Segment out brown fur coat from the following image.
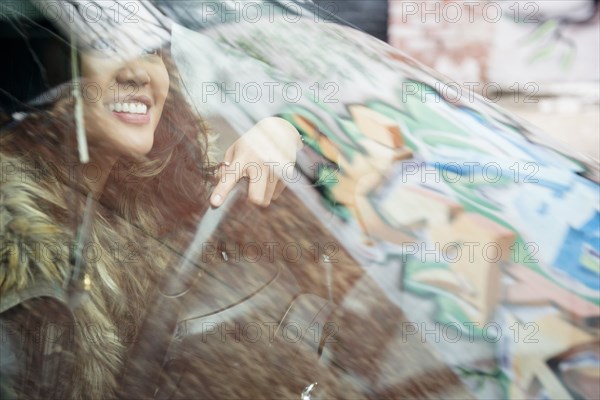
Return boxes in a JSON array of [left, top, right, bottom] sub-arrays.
[[0, 152, 174, 398]]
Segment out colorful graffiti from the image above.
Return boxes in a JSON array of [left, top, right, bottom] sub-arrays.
[[280, 79, 599, 398]]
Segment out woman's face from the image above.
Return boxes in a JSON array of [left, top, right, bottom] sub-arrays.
[[80, 39, 170, 160]]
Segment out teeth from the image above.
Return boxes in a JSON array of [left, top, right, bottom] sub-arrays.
[[109, 102, 148, 114]]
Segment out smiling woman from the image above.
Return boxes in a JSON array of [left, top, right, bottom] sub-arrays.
[[0, 0, 312, 396], [0, 9, 220, 399]]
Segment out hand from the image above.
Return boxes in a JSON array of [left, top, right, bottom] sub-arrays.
[[210, 117, 303, 208]]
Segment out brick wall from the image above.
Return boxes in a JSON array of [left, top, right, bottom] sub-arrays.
[[387, 0, 599, 90]]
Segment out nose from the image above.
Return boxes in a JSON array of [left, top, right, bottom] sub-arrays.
[[116, 61, 151, 87]]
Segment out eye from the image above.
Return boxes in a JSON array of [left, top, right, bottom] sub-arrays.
[[90, 38, 117, 53], [141, 47, 162, 57]]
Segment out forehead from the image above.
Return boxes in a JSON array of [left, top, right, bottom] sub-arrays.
[[48, 0, 170, 58]]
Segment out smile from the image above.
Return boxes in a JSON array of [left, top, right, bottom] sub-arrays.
[[108, 102, 151, 125], [109, 102, 148, 114]]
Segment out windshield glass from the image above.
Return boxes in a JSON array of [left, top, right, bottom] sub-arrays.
[[1, 1, 599, 399]]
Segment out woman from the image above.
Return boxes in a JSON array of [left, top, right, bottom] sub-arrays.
[[0, 15, 301, 398]]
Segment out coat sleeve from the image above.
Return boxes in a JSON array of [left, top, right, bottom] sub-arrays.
[[0, 316, 23, 400]]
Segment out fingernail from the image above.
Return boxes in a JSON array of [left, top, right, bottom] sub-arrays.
[[211, 194, 222, 206]]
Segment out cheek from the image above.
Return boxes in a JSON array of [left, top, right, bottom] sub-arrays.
[[81, 58, 112, 91], [151, 68, 170, 130], [155, 67, 170, 107]]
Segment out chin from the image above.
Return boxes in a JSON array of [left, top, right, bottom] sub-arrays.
[[128, 148, 154, 160], [118, 142, 155, 160], [119, 135, 155, 159]]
